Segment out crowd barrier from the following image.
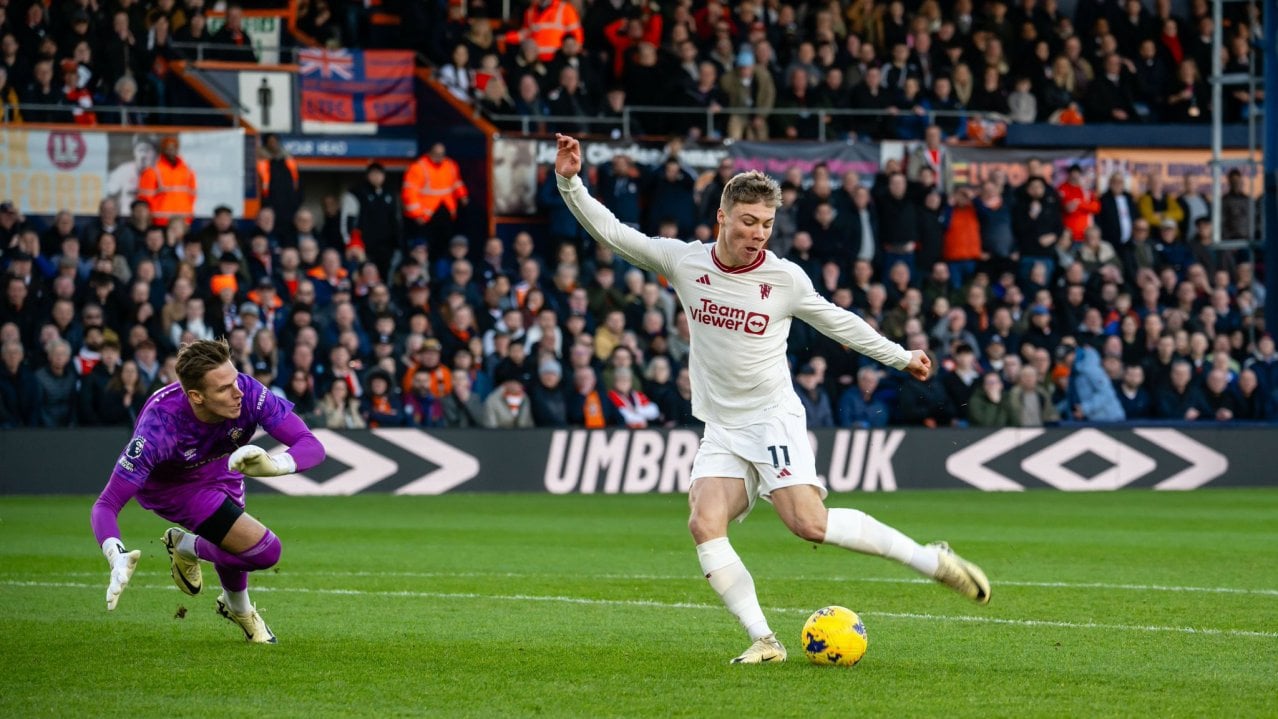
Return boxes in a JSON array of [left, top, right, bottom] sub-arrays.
[[2, 426, 1272, 496]]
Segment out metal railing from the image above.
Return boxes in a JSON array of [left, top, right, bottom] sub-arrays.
[[480, 105, 1001, 141], [3, 102, 241, 126], [168, 40, 302, 64]]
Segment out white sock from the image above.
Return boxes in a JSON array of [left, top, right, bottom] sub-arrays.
[[225, 589, 252, 614], [696, 537, 772, 641], [177, 532, 198, 559], [823, 508, 940, 577]]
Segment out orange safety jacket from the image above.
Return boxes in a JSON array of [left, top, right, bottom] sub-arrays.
[[257, 156, 299, 198], [401, 156, 468, 223], [503, 0, 584, 62], [137, 155, 197, 226]]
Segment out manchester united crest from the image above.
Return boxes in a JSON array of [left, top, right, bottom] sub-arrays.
[[759, 283, 772, 300]]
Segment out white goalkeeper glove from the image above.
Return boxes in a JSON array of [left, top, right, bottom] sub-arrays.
[[102, 538, 140, 611], [228, 445, 297, 477]]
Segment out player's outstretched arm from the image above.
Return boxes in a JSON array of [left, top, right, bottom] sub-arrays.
[[91, 471, 143, 610], [791, 275, 929, 379], [554, 133, 683, 277], [230, 412, 326, 478]]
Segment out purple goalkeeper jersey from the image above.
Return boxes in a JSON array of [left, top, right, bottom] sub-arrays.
[[111, 374, 294, 526]]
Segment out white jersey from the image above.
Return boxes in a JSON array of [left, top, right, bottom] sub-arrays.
[[558, 173, 911, 427]]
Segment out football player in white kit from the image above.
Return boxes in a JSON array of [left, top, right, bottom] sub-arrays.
[[554, 134, 990, 664]]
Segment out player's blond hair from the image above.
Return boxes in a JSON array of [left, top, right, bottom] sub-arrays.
[[720, 171, 782, 213], [176, 338, 232, 391]]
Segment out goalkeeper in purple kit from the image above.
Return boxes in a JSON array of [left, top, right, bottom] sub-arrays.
[[91, 339, 326, 643]]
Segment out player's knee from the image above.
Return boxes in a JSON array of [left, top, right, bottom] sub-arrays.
[[688, 512, 724, 544], [243, 530, 282, 571], [787, 515, 827, 544]]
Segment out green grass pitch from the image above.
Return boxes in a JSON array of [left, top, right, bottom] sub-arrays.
[[1, 490, 1276, 718]]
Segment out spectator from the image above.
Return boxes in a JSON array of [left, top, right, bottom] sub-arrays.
[[794, 363, 834, 428], [1137, 173, 1184, 230], [79, 339, 122, 426], [838, 366, 890, 428], [1098, 172, 1138, 252], [605, 366, 658, 428], [442, 371, 485, 428], [362, 369, 405, 427], [503, 0, 583, 63], [1008, 365, 1060, 426], [438, 43, 474, 103], [1115, 364, 1154, 420], [721, 49, 775, 140], [899, 352, 956, 427], [316, 377, 365, 429], [1234, 368, 1268, 420], [403, 143, 469, 259], [35, 338, 77, 427], [1154, 360, 1210, 420], [1200, 367, 1242, 422], [20, 58, 70, 123], [1058, 164, 1099, 242], [402, 369, 443, 428], [1076, 226, 1121, 276], [969, 371, 1014, 427], [530, 358, 569, 427], [1219, 169, 1256, 241], [138, 136, 197, 227], [0, 339, 37, 426], [209, 4, 256, 63], [100, 359, 147, 426], [0, 66, 21, 121], [1085, 53, 1139, 123], [257, 134, 302, 224], [1012, 177, 1063, 280], [941, 343, 982, 421], [566, 365, 621, 428], [1069, 345, 1126, 421], [483, 367, 534, 429]]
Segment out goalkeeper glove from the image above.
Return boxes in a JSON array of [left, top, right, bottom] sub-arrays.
[[102, 538, 140, 611], [228, 445, 297, 477]]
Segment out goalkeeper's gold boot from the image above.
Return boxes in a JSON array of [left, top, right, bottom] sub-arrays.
[[216, 593, 277, 644], [730, 634, 787, 664], [929, 541, 991, 605], [161, 527, 202, 596]]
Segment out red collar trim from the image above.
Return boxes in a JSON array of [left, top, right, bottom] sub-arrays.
[[709, 244, 765, 274]]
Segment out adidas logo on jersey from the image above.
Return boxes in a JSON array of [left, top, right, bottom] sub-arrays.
[[778, 468, 791, 478], [696, 275, 711, 285]]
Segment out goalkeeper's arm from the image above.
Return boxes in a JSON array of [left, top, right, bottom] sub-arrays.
[[91, 471, 143, 610], [229, 412, 326, 478]]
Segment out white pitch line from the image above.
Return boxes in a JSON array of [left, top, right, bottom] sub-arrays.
[[8, 570, 1278, 598], [2, 580, 1275, 640]]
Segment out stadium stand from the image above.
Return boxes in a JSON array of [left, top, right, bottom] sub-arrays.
[[0, 0, 1272, 430]]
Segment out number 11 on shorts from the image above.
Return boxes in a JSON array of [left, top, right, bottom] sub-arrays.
[[767, 445, 791, 468]]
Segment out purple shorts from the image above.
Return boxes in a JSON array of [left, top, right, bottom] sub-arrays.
[[136, 472, 247, 531]]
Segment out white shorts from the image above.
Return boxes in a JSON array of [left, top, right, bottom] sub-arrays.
[[690, 411, 827, 521]]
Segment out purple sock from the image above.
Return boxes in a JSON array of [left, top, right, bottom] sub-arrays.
[[195, 531, 282, 572], [216, 564, 248, 592]]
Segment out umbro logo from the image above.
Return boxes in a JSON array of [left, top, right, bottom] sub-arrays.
[[695, 275, 711, 285]]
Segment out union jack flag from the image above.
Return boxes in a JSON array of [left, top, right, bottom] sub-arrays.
[[297, 49, 415, 125], [299, 49, 355, 80]]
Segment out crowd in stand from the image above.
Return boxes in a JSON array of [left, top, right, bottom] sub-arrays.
[[1, 129, 1275, 430], [424, 0, 1264, 139], [0, 0, 1272, 430], [1, 0, 257, 123]]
